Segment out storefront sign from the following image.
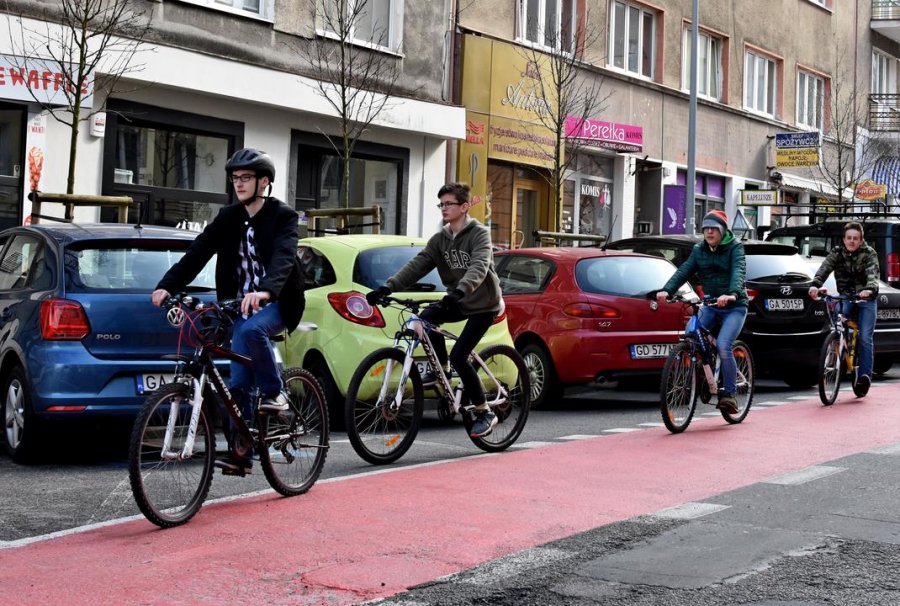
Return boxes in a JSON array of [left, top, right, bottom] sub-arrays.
[[662, 184, 687, 235], [775, 131, 819, 168], [564, 116, 643, 153], [740, 189, 778, 205], [488, 115, 555, 165], [854, 178, 887, 200], [0, 53, 93, 107]]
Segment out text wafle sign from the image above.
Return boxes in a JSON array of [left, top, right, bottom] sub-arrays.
[[855, 178, 887, 201], [775, 132, 819, 168]]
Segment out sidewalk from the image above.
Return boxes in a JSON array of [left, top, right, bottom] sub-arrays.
[[2, 385, 899, 605]]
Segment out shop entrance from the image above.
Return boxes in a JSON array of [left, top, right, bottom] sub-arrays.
[[0, 104, 25, 229]]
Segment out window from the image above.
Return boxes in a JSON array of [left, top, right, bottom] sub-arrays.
[[178, 0, 274, 21], [682, 28, 723, 101], [872, 51, 898, 95], [64, 245, 215, 292], [0, 235, 43, 291], [320, 0, 402, 49], [519, 0, 576, 52], [744, 49, 779, 117], [609, 1, 656, 79], [497, 255, 552, 294], [797, 70, 825, 130]]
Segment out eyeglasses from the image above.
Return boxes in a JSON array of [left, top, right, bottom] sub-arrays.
[[436, 201, 463, 209], [229, 174, 257, 183]]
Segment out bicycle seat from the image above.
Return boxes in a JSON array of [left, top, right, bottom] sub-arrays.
[[294, 322, 318, 332]]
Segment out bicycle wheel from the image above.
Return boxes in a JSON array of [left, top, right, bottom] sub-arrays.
[[345, 347, 424, 465], [128, 383, 215, 528], [660, 342, 698, 433], [722, 340, 754, 424], [818, 332, 842, 406], [469, 345, 531, 452], [258, 368, 329, 496]]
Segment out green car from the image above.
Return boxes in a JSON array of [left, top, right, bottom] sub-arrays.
[[281, 234, 514, 425]]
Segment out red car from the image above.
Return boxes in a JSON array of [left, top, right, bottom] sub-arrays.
[[494, 247, 696, 408]]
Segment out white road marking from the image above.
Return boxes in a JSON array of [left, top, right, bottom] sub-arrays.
[[601, 427, 642, 433], [458, 547, 574, 585], [763, 465, 846, 485], [644, 501, 730, 520]]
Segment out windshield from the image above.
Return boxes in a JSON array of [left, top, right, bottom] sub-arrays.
[[65, 245, 216, 292], [746, 253, 813, 281], [576, 256, 694, 297], [353, 246, 443, 291]]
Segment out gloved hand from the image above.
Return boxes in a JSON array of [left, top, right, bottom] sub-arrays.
[[366, 286, 391, 306], [441, 288, 464, 309]]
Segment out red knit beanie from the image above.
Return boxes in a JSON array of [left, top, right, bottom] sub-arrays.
[[701, 210, 728, 235]]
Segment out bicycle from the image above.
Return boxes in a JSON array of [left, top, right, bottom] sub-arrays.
[[659, 295, 755, 433], [816, 292, 867, 405], [344, 296, 530, 465], [128, 294, 329, 528]]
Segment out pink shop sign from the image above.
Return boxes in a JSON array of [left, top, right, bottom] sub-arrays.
[[564, 117, 643, 153]]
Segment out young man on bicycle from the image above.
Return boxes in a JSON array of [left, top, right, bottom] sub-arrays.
[[151, 148, 305, 474], [656, 210, 748, 415], [807, 221, 880, 396], [366, 182, 504, 437]]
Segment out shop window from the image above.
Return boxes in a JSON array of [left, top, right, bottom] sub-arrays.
[[103, 100, 242, 227], [609, 0, 656, 79], [744, 49, 780, 118], [177, 0, 275, 21], [678, 171, 725, 234], [320, 0, 403, 50], [518, 0, 576, 53], [797, 70, 826, 131], [682, 28, 723, 102]]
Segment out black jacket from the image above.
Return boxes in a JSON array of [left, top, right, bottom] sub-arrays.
[[156, 197, 305, 331]]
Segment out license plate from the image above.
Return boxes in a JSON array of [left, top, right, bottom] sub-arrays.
[[415, 361, 429, 376], [878, 308, 900, 320], [630, 343, 673, 359], [137, 373, 176, 394], [765, 298, 804, 311]]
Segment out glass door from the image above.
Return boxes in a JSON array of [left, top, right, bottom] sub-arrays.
[[0, 105, 25, 230]]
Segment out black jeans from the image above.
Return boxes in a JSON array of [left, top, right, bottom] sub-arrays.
[[419, 303, 497, 406]]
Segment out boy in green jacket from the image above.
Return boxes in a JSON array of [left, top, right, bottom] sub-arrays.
[[656, 210, 749, 414], [366, 183, 504, 437]]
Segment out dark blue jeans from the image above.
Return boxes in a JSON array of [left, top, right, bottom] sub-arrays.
[[839, 299, 877, 378], [419, 303, 497, 407], [230, 301, 285, 406], [697, 304, 748, 396]]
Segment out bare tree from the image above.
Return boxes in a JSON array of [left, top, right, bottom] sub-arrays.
[[300, 0, 401, 210], [517, 14, 610, 232], [6, 0, 151, 193]]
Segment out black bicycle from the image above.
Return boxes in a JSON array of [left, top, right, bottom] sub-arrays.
[[128, 294, 329, 528]]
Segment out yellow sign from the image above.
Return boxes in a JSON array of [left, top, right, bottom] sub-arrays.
[[776, 147, 819, 167], [855, 178, 887, 200], [487, 115, 555, 166], [740, 190, 778, 205]]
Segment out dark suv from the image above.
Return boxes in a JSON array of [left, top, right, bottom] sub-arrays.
[[606, 235, 900, 385], [765, 217, 900, 287]]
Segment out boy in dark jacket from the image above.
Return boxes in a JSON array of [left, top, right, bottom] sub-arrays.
[[151, 148, 304, 474], [366, 183, 504, 437], [656, 210, 748, 414], [808, 221, 880, 395]]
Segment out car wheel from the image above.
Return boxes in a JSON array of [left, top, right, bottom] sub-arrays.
[[520, 343, 562, 409], [783, 370, 817, 389], [308, 358, 344, 431], [3, 365, 42, 463], [873, 355, 893, 376]]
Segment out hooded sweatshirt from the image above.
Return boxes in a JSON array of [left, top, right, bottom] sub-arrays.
[[811, 241, 880, 296], [386, 217, 503, 314]]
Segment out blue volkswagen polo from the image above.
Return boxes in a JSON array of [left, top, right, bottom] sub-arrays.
[[1, 223, 218, 463]]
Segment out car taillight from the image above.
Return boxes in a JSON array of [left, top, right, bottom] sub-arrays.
[[327, 292, 386, 328], [40, 299, 90, 340], [563, 302, 621, 319], [492, 307, 507, 324], [746, 287, 759, 301], [888, 252, 900, 283]]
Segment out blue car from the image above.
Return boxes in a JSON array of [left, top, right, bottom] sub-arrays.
[[1, 223, 219, 463]]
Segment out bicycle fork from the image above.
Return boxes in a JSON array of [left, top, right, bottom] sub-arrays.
[[161, 374, 206, 461]]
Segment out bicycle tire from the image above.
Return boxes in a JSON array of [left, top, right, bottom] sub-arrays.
[[818, 332, 842, 406], [128, 383, 215, 528], [258, 368, 330, 496], [721, 340, 754, 424], [469, 344, 531, 452], [345, 347, 424, 465], [660, 342, 699, 433]]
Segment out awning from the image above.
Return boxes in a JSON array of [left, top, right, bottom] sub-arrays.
[[778, 173, 845, 198], [871, 157, 900, 196]]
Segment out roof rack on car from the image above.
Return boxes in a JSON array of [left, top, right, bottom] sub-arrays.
[[768, 201, 900, 222]]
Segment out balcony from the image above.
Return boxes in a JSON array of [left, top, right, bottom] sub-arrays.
[[870, 94, 900, 131], [872, 0, 900, 43]]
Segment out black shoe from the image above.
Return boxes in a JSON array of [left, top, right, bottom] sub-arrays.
[[470, 409, 498, 438], [855, 374, 871, 397], [259, 391, 290, 413], [214, 455, 252, 476], [420, 370, 438, 386], [716, 394, 739, 415]]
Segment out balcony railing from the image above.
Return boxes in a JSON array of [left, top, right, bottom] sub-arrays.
[[870, 93, 900, 131], [873, 0, 900, 19]]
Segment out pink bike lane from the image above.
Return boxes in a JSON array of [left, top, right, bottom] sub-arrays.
[[2, 386, 899, 605]]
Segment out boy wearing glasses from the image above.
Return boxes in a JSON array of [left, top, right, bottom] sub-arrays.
[[151, 148, 304, 475], [366, 182, 504, 437]]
